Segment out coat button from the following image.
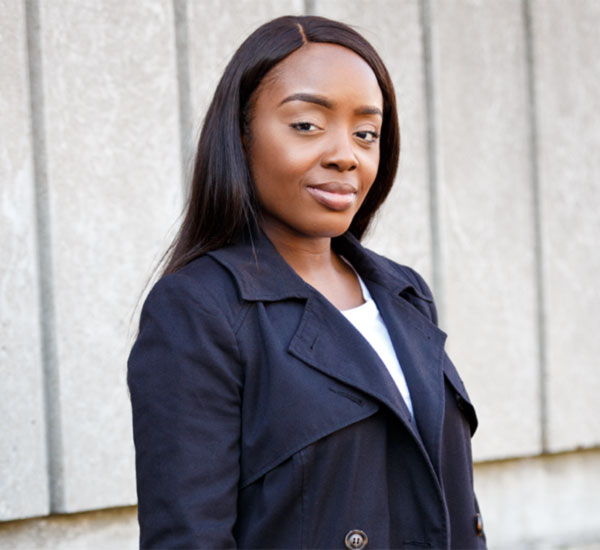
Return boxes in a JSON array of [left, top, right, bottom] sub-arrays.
[[344, 529, 368, 549], [475, 513, 484, 536]]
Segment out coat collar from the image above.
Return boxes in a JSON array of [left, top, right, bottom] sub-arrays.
[[207, 230, 424, 303]]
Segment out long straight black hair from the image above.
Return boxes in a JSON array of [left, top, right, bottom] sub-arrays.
[[163, 15, 400, 275]]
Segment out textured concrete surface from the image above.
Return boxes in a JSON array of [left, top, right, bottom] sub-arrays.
[[37, 0, 182, 512], [531, 0, 600, 452], [475, 449, 600, 549], [314, 0, 433, 281], [0, 507, 137, 550], [431, 0, 541, 460], [0, 0, 49, 520]]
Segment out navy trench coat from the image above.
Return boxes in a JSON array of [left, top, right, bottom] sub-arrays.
[[128, 231, 486, 549]]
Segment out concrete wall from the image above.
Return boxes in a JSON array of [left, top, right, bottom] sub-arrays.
[[1, 0, 599, 548]]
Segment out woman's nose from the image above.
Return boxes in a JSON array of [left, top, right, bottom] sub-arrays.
[[321, 131, 358, 172]]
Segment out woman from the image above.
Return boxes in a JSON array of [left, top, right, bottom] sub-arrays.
[[128, 15, 486, 550]]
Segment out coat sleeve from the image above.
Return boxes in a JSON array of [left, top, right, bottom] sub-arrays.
[[127, 273, 243, 549]]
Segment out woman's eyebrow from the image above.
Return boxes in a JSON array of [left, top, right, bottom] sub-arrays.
[[279, 93, 332, 109], [279, 93, 383, 117], [355, 105, 383, 117]]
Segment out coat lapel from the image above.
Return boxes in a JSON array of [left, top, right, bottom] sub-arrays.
[[288, 292, 419, 438], [367, 281, 447, 477]]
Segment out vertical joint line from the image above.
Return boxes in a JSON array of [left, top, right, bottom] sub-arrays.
[[420, 0, 444, 325], [173, 0, 192, 193], [523, 0, 548, 452], [25, 0, 65, 512], [304, 0, 316, 16]]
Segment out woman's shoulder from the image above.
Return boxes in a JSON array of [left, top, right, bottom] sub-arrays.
[[143, 253, 244, 324]]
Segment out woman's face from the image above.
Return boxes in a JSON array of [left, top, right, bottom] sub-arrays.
[[246, 42, 383, 243]]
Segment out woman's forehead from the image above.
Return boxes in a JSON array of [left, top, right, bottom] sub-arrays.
[[258, 43, 383, 109]]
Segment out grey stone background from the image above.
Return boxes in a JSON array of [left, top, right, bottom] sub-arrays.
[[1, 0, 599, 548]]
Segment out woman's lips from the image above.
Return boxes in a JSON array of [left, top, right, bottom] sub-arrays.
[[306, 183, 357, 211]]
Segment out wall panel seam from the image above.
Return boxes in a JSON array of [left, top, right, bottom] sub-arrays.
[[420, 0, 444, 323], [24, 0, 65, 513], [173, 0, 192, 192], [523, 0, 548, 452]]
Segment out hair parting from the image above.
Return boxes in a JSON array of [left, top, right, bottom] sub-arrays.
[[296, 22, 308, 44]]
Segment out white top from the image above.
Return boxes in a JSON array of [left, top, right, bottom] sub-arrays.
[[341, 272, 414, 417]]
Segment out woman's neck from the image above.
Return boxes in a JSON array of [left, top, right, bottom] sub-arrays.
[[261, 223, 364, 310], [261, 221, 335, 277]]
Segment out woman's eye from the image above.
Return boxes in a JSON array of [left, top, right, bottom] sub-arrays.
[[355, 130, 380, 143], [290, 122, 318, 132]]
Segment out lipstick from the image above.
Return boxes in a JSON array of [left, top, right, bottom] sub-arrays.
[[305, 183, 357, 211]]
